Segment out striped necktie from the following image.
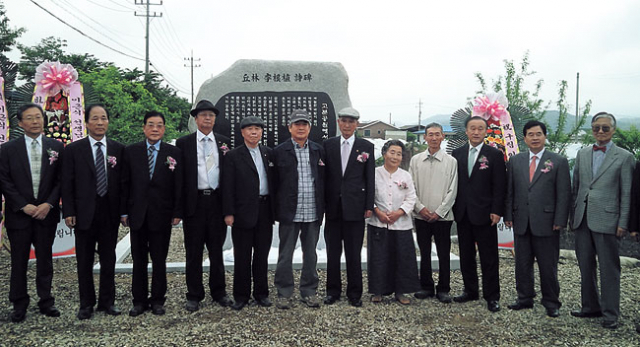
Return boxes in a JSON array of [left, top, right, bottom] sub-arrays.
[[31, 139, 41, 197], [148, 146, 156, 179], [95, 142, 107, 197]]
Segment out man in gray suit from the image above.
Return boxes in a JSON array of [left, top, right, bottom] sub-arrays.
[[571, 112, 635, 329], [504, 120, 571, 318]]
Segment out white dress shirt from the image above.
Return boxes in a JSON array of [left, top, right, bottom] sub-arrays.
[[88, 135, 108, 173], [25, 134, 43, 173], [529, 148, 545, 171], [367, 166, 417, 230], [197, 130, 220, 189]]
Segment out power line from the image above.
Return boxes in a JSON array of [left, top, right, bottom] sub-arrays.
[[28, 0, 145, 61], [149, 59, 189, 94], [106, 0, 137, 10], [184, 50, 201, 104], [84, 0, 131, 13], [134, 0, 163, 75]]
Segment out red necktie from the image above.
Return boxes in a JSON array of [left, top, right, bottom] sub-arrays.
[[593, 145, 606, 153], [529, 155, 537, 182]]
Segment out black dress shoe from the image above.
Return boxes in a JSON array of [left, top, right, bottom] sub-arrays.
[[602, 320, 619, 329], [507, 301, 534, 310], [231, 301, 247, 311], [215, 295, 233, 307], [151, 304, 165, 316], [10, 310, 26, 323], [546, 307, 560, 318], [77, 307, 94, 320], [436, 292, 452, 303], [129, 305, 147, 317], [634, 322, 640, 334], [324, 295, 339, 305], [40, 306, 61, 317], [414, 290, 435, 299], [185, 300, 199, 312], [255, 297, 273, 307], [97, 305, 121, 316], [570, 310, 603, 318], [487, 300, 501, 312], [349, 298, 363, 307], [453, 292, 479, 303]]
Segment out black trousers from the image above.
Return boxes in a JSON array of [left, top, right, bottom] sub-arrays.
[[183, 190, 227, 302], [75, 195, 118, 309], [231, 197, 273, 303], [130, 217, 171, 306], [325, 204, 365, 300], [456, 214, 500, 301], [415, 219, 453, 293], [514, 224, 561, 309], [8, 220, 57, 311]]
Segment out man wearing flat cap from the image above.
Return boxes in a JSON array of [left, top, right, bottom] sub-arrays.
[[322, 107, 374, 307], [176, 99, 233, 312], [272, 109, 326, 309], [222, 116, 275, 310]]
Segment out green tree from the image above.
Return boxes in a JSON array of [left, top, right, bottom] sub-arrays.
[[613, 126, 640, 161], [0, 1, 25, 58], [545, 80, 592, 156]]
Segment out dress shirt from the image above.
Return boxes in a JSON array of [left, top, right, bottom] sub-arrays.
[[25, 134, 43, 173], [529, 148, 545, 171], [409, 148, 458, 221], [340, 135, 355, 173], [292, 139, 316, 222], [89, 136, 108, 174], [196, 130, 220, 189], [248, 145, 269, 196], [469, 142, 483, 166], [368, 166, 417, 230], [592, 141, 613, 177], [146, 140, 160, 175]]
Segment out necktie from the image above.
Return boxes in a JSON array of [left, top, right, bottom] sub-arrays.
[[95, 142, 107, 197], [593, 145, 607, 153], [529, 155, 537, 182], [31, 139, 41, 197], [341, 140, 350, 175], [148, 146, 156, 179], [467, 147, 476, 177]]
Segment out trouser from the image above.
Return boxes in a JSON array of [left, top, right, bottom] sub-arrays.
[[274, 220, 320, 298], [415, 219, 452, 293]]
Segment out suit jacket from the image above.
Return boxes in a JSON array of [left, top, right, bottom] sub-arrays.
[[323, 136, 375, 221], [175, 132, 231, 218], [121, 141, 183, 231], [0, 136, 64, 229], [629, 162, 640, 233], [505, 150, 571, 236], [273, 139, 325, 224], [222, 144, 275, 229], [61, 137, 124, 230], [571, 143, 635, 233], [452, 143, 506, 226]]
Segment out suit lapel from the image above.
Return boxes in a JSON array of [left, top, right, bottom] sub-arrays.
[[259, 145, 270, 174], [40, 137, 51, 184], [153, 142, 167, 181], [82, 138, 97, 176], [470, 144, 488, 178], [529, 150, 548, 188], [592, 145, 619, 183], [458, 144, 470, 180], [241, 145, 258, 174]]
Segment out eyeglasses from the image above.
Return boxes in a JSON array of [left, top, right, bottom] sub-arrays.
[[592, 126, 611, 133]]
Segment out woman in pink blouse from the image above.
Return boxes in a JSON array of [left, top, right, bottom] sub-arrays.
[[367, 140, 420, 305]]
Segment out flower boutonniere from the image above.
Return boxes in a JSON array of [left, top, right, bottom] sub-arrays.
[[478, 155, 489, 170], [357, 151, 370, 163], [165, 156, 177, 171], [46, 149, 59, 165], [318, 158, 325, 166], [107, 155, 117, 168], [220, 143, 229, 156], [541, 159, 553, 173], [395, 180, 408, 190], [268, 161, 274, 167]]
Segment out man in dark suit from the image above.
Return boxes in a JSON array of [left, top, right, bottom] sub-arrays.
[[273, 109, 326, 309], [62, 104, 124, 320], [0, 103, 64, 322], [451, 116, 506, 312], [176, 99, 233, 312], [223, 116, 275, 310], [504, 120, 571, 318], [322, 107, 374, 307], [121, 111, 183, 317], [571, 112, 635, 329]]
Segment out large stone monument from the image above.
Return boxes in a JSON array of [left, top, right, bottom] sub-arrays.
[[189, 59, 353, 147]]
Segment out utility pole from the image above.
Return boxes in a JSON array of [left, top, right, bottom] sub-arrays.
[[418, 98, 423, 131], [184, 50, 201, 105], [134, 0, 163, 76], [389, 112, 392, 124], [575, 72, 580, 126]]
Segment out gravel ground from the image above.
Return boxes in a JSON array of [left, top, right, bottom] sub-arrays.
[[1, 234, 640, 346]]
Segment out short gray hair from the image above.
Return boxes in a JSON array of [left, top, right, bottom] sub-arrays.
[[425, 122, 443, 134], [591, 112, 616, 128]]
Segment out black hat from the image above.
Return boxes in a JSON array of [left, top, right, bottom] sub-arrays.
[[288, 109, 311, 125], [240, 116, 265, 129], [190, 99, 220, 117]]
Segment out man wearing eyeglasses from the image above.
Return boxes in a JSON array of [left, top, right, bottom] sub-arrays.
[[571, 112, 635, 330]]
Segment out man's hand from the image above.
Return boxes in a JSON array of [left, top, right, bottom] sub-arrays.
[[172, 218, 181, 226], [427, 211, 439, 223], [364, 210, 373, 219], [490, 213, 501, 226], [418, 207, 432, 220], [65, 216, 76, 228], [504, 221, 513, 228], [616, 227, 627, 238], [120, 216, 129, 227], [224, 215, 234, 227], [32, 203, 51, 220], [553, 225, 562, 231], [22, 204, 38, 217], [630, 232, 640, 242], [387, 210, 405, 224]]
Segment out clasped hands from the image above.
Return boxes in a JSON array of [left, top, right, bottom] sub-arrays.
[[23, 203, 51, 220], [374, 207, 404, 225]]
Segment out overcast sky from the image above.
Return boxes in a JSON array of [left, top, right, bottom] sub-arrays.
[[5, 0, 640, 125]]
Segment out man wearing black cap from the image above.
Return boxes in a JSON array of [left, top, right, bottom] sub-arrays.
[[272, 109, 326, 309], [176, 99, 233, 312], [222, 116, 275, 310], [322, 107, 375, 307]]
